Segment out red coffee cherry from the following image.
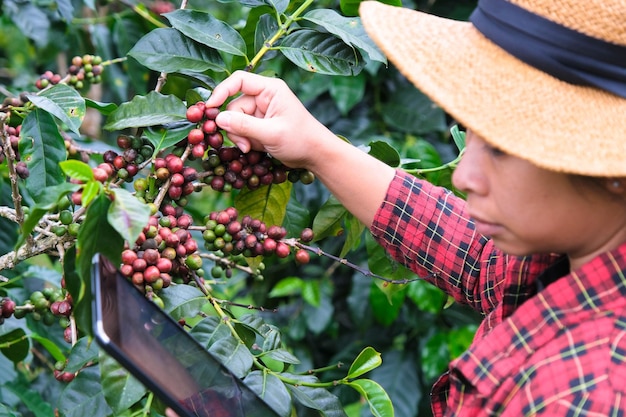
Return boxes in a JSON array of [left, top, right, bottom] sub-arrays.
[[186, 105, 204, 123], [295, 249, 310, 265]]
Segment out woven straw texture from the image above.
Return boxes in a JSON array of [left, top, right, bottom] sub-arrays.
[[359, 0, 626, 177]]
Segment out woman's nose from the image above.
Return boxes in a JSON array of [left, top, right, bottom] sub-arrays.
[[452, 142, 487, 196]]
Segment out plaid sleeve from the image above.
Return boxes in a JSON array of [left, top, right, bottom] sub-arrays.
[[370, 171, 547, 315]]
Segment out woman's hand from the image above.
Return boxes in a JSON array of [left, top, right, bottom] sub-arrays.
[[206, 70, 395, 228], [206, 71, 333, 170]]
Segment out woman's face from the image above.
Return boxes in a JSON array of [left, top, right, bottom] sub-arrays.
[[451, 131, 626, 268]]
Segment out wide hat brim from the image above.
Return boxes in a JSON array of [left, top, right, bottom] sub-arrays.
[[359, 1, 626, 177]]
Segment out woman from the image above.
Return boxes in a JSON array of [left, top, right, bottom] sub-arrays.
[[201, 0, 626, 415]]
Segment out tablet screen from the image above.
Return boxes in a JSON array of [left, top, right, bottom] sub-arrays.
[[92, 255, 279, 417]]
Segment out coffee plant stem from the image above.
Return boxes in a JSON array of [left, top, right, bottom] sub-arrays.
[[72, 10, 134, 25], [138, 392, 155, 417], [292, 240, 424, 284], [122, 0, 168, 29], [1, 119, 26, 227], [0, 233, 74, 271], [404, 151, 464, 176], [299, 362, 345, 375], [102, 57, 128, 67], [247, 0, 315, 70]]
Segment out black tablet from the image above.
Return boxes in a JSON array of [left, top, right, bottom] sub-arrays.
[[91, 254, 280, 417]]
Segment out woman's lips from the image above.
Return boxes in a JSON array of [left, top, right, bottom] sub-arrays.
[[471, 216, 503, 237]]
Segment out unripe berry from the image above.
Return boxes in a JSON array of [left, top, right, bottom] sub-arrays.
[[185, 254, 203, 270]]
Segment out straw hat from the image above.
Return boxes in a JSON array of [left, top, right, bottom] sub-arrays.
[[359, 0, 626, 177]]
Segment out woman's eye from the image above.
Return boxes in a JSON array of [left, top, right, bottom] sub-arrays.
[[486, 145, 506, 157]]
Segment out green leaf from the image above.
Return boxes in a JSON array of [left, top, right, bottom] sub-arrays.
[[208, 337, 254, 378], [3, 378, 54, 417], [0, 328, 29, 363], [29, 334, 65, 363], [346, 379, 394, 417], [0, 403, 19, 417], [302, 280, 321, 307], [104, 91, 187, 130], [406, 280, 446, 314], [278, 29, 365, 76], [368, 350, 421, 417], [80, 180, 102, 207], [368, 141, 401, 167], [341, 213, 365, 258], [285, 373, 348, 417], [382, 86, 446, 134], [144, 122, 194, 156], [329, 74, 366, 115], [85, 99, 118, 116], [268, 277, 303, 298], [74, 195, 124, 334], [107, 188, 151, 245], [451, 124, 466, 152], [243, 372, 291, 417], [128, 28, 226, 74], [58, 366, 113, 417], [189, 316, 231, 348], [15, 182, 79, 250], [303, 9, 386, 63], [99, 351, 147, 413], [347, 347, 382, 379], [64, 337, 99, 373], [282, 195, 311, 239], [160, 284, 206, 319], [262, 349, 300, 365], [369, 281, 405, 326], [59, 160, 95, 183], [339, 0, 401, 16], [18, 109, 66, 201], [26, 84, 86, 135], [164, 10, 247, 57], [234, 181, 292, 230], [312, 195, 347, 241], [4, 2, 50, 47]]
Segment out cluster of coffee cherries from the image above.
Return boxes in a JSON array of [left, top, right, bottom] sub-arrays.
[[67, 54, 104, 90], [184, 102, 316, 192], [148, 154, 199, 206], [1, 125, 28, 178], [0, 287, 73, 342], [35, 54, 104, 91], [53, 359, 76, 383], [120, 207, 203, 299], [103, 135, 155, 181], [202, 207, 314, 266]]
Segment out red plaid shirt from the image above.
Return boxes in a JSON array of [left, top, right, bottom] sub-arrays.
[[371, 172, 626, 416]]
